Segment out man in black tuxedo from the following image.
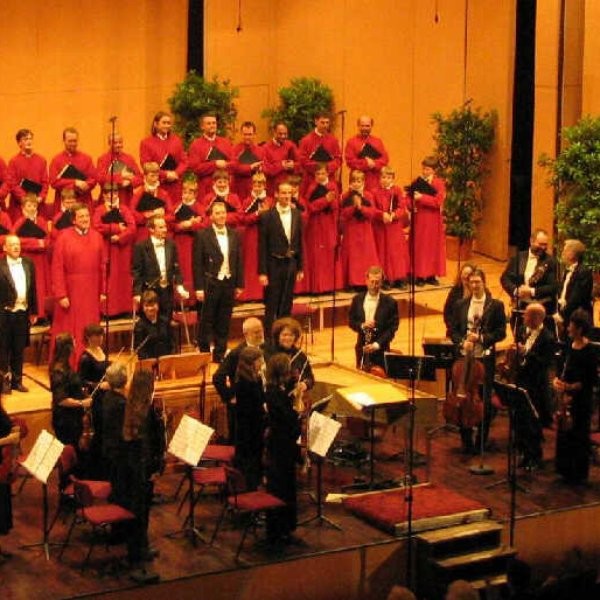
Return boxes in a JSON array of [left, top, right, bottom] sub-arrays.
[[212, 317, 265, 442], [500, 228, 558, 326], [131, 215, 188, 320], [554, 239, 593, 332], [451, 268, 507, 453], [193, 201, 244, 363], [514, 303, 555, 468], [0, 235, 38, 393], [259, 181, 303, 335], [349, 265, 399, 369]]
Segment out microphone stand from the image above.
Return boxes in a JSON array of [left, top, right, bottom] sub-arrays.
[[330, 108, 346, 361], [103, 115, 118, 355]]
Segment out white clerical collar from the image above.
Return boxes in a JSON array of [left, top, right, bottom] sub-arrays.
[[252, 192, 266, 200], [145, 183, 159, 192], [213, 185, 229, 197], [314, 129, 324, 137], [156, 133, 168, 141], [204, 134, 217, 142], [272, 138, 282, 146], [318, 178, 329, 186], [75, 227, 88, 236]]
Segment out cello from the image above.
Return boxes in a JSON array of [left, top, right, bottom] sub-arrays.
[[444, 334, 484, 428]]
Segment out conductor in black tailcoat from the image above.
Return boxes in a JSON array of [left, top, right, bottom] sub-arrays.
[[0, 235, 38, 393], [131, 215, 188, 320], [193, 200, 244, 363], [349, 265, 399, 370], [258, 181, 303, 335]]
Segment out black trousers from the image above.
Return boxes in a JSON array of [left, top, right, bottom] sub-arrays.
[[264, 257, 297, 335], [0, 310, 29, 385], [197, 278, 235, 359]]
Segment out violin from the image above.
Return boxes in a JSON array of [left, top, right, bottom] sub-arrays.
[[78, 406, 94, 452], [554, 358, 573, 432], [444, 337, 484, 428]]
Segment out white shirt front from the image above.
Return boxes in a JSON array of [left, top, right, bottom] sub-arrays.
[[7, 257, 27, 311], [558, 264, 576, 310], [524, 324, 544, 354], [213, 225, 231, 280], [151, 236, 167, 282], [363, 292, 380, 324], [523, 250, 538, 287], [276, 204, 292, 242]]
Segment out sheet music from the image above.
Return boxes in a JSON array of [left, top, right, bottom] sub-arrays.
[[168, 414, 214, 466], [308, 411, 341, 458], [345, 390, 377, 408], [20, 429, 64, 484]]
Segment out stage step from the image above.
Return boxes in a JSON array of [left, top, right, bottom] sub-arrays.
[[415, 519, 514, 600]]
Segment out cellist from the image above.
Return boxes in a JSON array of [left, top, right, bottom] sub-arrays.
[[451, 268, 506, 454]]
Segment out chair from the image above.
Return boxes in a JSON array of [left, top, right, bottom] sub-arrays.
[[210, 467, 285, 561], [291, 301, 317, 348], [177, 465, 227, 515], [59, 480, 135, 571], [49, 445, 112, 533]]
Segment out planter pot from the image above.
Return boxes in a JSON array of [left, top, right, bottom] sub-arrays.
[[446, 235, 473, 261]]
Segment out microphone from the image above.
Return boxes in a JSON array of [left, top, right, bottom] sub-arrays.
[[108, 116, 118, 123]]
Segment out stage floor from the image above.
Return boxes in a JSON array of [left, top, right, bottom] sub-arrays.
[[3, 253, 600, 599]]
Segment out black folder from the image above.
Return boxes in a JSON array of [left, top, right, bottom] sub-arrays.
[[17, 218, 46, 239], [358, 142, 382, 160], [0, 224, 9, 235], [101, 208, 126, 224], [206, 146, 228, 161], [406, 177, 437, 197], [238, 147, 259, 165], [174, 203, 195, 222], [207, 196, 236, 214], [55, 211, 74, 230], [160, 154, 177, 171], [310, 145, 333, 162], [108, 159, 127, 175], [309, 184, 329, 202], [58, 163, 86, 180], [137, 192, 165, 212], [20, 178, 43, 195]]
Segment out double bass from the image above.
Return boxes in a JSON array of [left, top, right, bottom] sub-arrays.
[[444, 332, 484, 428]]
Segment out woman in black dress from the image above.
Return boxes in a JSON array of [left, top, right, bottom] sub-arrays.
[[265, 353, 302, 546], [111, 370, 163, 576], [443, 262, 475, 337], [134, 290, 174, 360], [553, 308, 598, 483], [233, 346, 266, 491], [78, 323, 109, 478], [0, 388, 17, 561], [50, 333, 92, 448]]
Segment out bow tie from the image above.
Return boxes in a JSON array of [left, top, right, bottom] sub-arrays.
[[278, 207, 290, 214], [215, 228, 226, 236], [153, 240, 165, 248]]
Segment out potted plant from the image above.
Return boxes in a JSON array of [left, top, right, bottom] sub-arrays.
[[431, 100, 496, 260], [262, 77, 335, 143], [541, 115, 600, 273], [168, 71, 239, 147]]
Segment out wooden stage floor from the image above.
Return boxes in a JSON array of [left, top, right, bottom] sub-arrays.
[[3, 253, 600, 599]]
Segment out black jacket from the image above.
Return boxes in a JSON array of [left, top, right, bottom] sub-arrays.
[[131, 238, 183, 296], [348, 291, 399, 351], [451, 295, 507, 352], [0, 256, 37, 314], [558, 263, 593, 322], [258, 206, 303, 274]]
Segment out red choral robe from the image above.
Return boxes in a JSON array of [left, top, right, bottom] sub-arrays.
[[411, 177, 446, 278], [96, 151, 143, 207], [51, 227, 105, 361], [130, 186, 174, 242], [92, 203, 136, 316], [298, 131, 342, 194], [199, 191, 241, 228], [262, 139, 299, 197], [344, 134, 389, 193], [14, 215, 51, 317], [49, 210, 74, 245], [0, 158, 8, 209], [187, 135, 234, 197], [230, 142, 265, 200], [49, 150, 97, 214], [304, 181, 342, 293], [0, 212, 12, 254], [238, 194, 272, 301], [340, 190, 380, 287], [373, 185, 410, 281], [171, 200, 207, 293], [6, 152, 49, 220], [139, 133, 188, 205]]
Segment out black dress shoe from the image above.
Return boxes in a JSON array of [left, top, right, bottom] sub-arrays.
[[425, 276, 440, 286], [11, 383, 29, 393], [415, 278, 426, 287]]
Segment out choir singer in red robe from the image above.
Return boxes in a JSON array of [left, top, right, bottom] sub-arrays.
[[51, 204, 105, 361], [230, 121, 264, 200], [263, 123, 299, 197]]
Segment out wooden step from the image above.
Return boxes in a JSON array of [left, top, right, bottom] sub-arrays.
[[416, 520, 503, 559], [470, 573, 508, 591], [433, 546, 517, 582]]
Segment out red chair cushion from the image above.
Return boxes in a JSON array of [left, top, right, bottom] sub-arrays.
[[82, 504, 135, 526], [230, 491, 285, 512], [203, 445, 235, 463], [193, 467, 227, 486], [291, 303, 317, 316]]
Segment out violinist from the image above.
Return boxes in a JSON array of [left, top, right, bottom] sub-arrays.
[[552, 309, 597, 484], [133, 290, 174, 360], [266, 317, 315, 404], [513, 303, 554, 470], [50, 332, 93, 449], [349, 265, 400, 370], [451, 268, 506, 454]]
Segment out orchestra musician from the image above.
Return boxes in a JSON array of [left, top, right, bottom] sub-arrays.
[[451, 268, 507, 454], [513, 303, 555, 470], [552, 309, 598, 484], [443, 263, 475, 338], [500, 228, 558, 328], [133, 290, 174, 360], [554, 239, 593, 335], [349, 265, 400, 370], [0, 387, 19, 561]]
